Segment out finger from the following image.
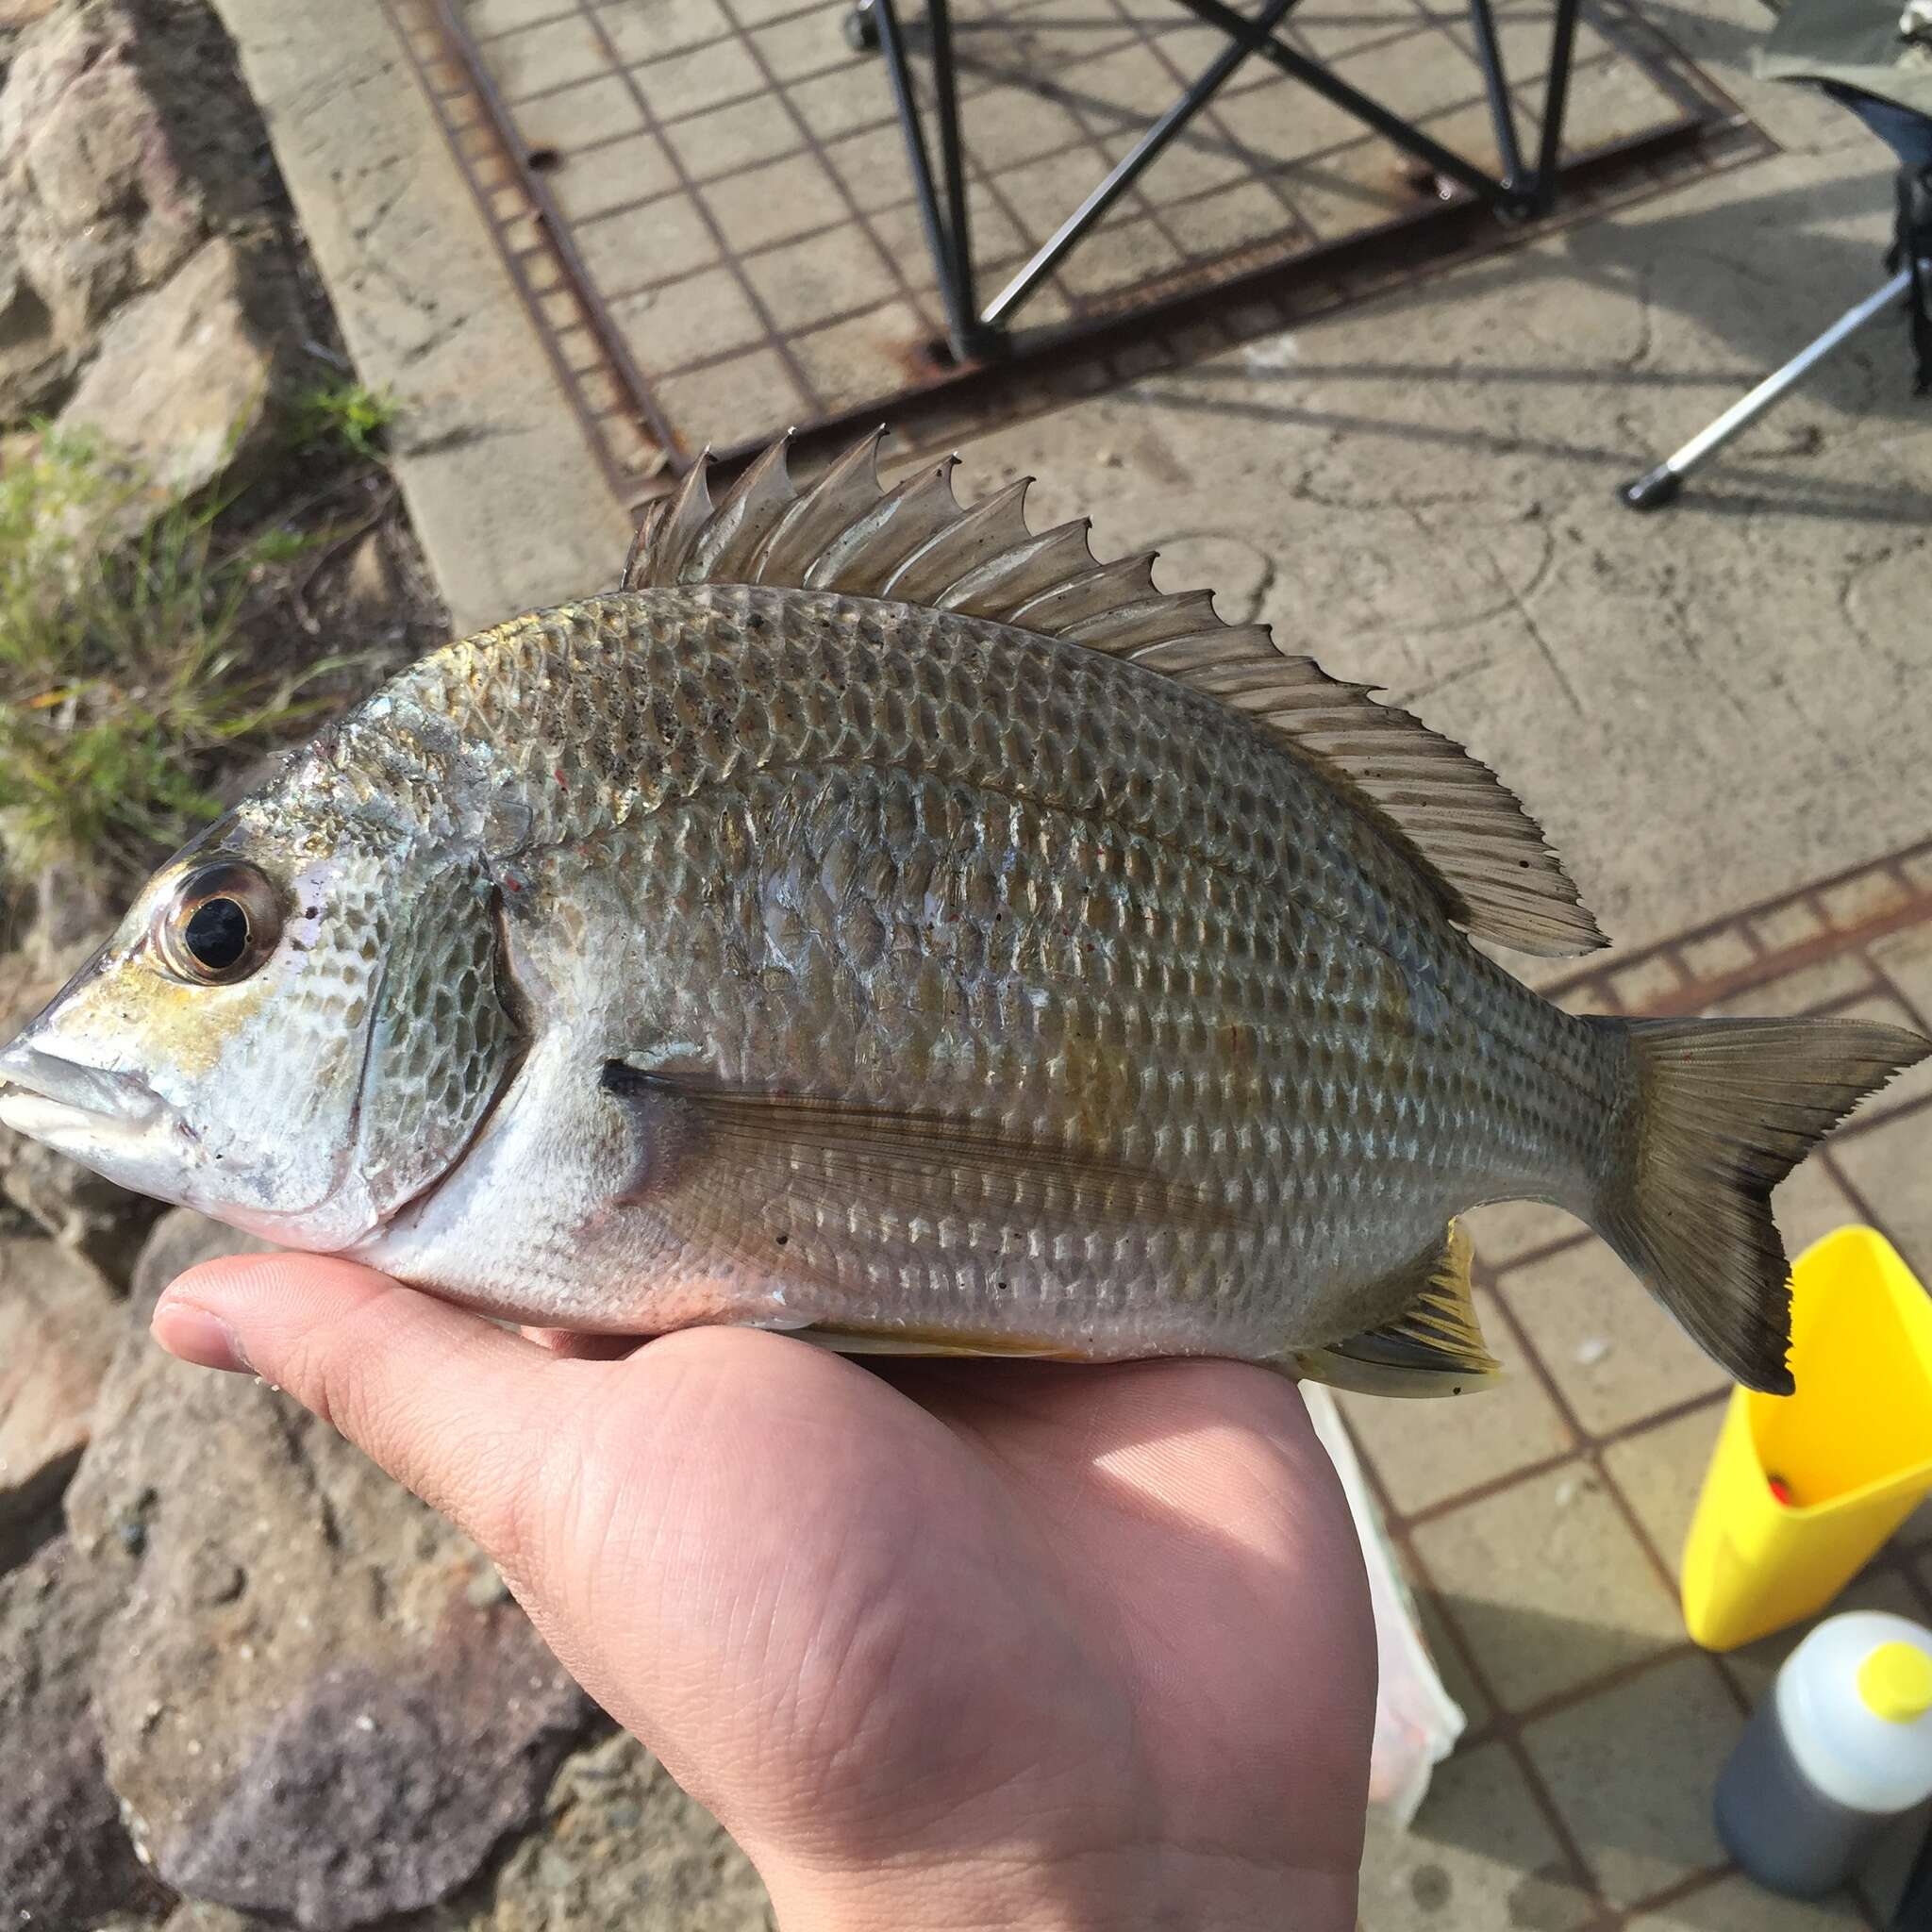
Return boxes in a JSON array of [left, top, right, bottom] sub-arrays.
[[519, 1325, 644, 1360], [154, 1254, 580, 1562]]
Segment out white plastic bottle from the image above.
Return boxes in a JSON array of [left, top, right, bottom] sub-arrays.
[[1715, 1610, 1932, 1897]]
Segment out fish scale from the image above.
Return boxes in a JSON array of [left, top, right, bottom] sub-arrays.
[[0, 435, 1922, 1393], [363, 583, 1609, 1358]]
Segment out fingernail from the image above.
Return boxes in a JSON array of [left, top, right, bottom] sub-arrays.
[[153, 1300, 251, 1374]]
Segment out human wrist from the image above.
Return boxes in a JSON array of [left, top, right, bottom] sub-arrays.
[[761, 1840, 1357, 1932]]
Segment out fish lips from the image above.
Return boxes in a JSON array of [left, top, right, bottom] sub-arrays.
[[0, 1035, 175, 1166]]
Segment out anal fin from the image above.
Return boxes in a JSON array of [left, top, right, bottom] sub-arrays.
[[1294, 1222, 1501, 1399]]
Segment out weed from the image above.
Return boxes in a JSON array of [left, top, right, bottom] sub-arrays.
[[291, 380, 397, 460], [0, 429, 343, 884]]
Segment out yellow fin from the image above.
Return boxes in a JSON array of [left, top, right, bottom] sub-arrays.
[[1294, 1222, 1502, 1399]]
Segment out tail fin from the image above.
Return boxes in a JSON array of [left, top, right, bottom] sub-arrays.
[[1593, 1016, 1930, 1394]]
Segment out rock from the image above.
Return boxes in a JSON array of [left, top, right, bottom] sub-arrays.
[[0, 0, 61, 34], [341, 527, 401, 622], [0, 0, 207, 417], [66, 1211, 594, 1929], [0, 1235, 125, 1529], [0, 1131, 159, 1277], [471, 1730, 772, 1932], [0, 1538, 165, 1924], [0, 940, 159, 1281], [126, 1204, 273, 1315], [58, 233, 288, 523]]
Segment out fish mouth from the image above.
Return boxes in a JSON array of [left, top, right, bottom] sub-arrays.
[[0, 1040, 166, 1138]]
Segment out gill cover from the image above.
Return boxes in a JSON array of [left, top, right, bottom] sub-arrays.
[[351, 863, 527, 1222]]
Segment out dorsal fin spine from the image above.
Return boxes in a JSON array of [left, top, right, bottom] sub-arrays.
[[938, 521, 1096, 618], [808, 458, 962, 594], [882, 477, 1033, 603], [1008, 552, 1158, 631], [686, 437, 796, 584], [621, 433, 1607, 958]]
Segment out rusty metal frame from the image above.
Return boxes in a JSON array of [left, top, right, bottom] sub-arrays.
[[864, 0, 1583, 363], [382, 0, 1766, 499]]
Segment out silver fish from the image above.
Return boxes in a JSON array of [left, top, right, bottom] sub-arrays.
[[2, 434, 1924, 1395]]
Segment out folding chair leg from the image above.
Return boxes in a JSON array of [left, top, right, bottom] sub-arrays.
[[1620, 266, 1914, 509], [845, 1, 880, 53]]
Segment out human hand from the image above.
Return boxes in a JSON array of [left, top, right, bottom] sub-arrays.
[[152, 1257, 1375, 1932]]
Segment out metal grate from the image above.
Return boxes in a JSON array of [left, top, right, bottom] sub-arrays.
[[384, 0, 1766, 499]]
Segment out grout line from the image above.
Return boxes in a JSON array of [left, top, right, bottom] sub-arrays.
[[1381, 1518, 1609, 1905], [1395, 1444, 1584, 1533], [1824, 1142, 1896, 1235], [425, 0, 1765, 494], [707, 0, 944, 339], [1544, 841, 1932, 1013], [1871, 943, 1932, 1041], [1619, 1862, 1746, 1921], [561, 0, 827, 415]]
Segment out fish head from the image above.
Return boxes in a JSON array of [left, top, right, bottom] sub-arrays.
[[0, 790, 526, 1251]]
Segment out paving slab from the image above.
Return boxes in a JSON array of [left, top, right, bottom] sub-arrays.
[[1522, 1652, 1744, 1909], [209, 0, 632, 636], [1345, 854, 1932, 1927]]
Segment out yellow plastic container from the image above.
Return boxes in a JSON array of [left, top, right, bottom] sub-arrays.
[[1682, 1227, 1932, 1653]]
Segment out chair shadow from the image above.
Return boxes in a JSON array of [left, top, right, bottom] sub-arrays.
[[1391, 1590, 1908, 1924], [906, 5, 1931, 520], [1124, 158, 1932, 524]]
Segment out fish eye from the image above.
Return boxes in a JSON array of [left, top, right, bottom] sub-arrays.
[[154, 860, 284, 986]]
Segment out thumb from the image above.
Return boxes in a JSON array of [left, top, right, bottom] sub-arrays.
[[153, 1254, 582, 1571]]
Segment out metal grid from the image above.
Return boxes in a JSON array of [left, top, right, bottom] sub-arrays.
[[385, 0, 1763, 498], [1352, 838, 1932, 1929]]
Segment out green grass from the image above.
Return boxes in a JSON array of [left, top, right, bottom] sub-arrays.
[[0, 429, 344, 883], [291, 380, 397, 460]]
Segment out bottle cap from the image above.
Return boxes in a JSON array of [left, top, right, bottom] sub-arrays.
[[1857, 1641, 1932, 1724]]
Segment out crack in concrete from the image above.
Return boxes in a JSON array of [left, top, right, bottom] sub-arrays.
[[1463, 517, 1582, 719], [1614, 261, 1656, 375], [1395, 655, 1497, 707], [1661, 591, 1752, 725], [1838, 535, 1930, 668]]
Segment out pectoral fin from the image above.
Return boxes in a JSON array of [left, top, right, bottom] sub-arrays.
[[1293, 1222, 1501, 1399], [603, 1062, 1254, 1240]]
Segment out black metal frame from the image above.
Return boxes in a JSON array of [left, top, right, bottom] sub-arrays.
[[858, 0, 1584, 361]]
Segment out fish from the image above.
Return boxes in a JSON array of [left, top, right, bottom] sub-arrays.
[[0, 432, 1924, 1396]]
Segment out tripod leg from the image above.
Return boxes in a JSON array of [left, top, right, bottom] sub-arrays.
[[845, 0, 880, 52], [1621, 267, 1914, 508]]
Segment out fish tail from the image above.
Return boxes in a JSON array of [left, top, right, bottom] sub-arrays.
[[1590, 1015, 1929, 1394]]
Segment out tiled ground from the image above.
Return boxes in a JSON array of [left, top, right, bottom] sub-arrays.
[[393, 0, 1733, 483], [1348, 840, 1932, 1930]]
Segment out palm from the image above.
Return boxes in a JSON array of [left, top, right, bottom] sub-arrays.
[[515, 1333, 1375, 1911], [156, 1263, 1375, 1927]]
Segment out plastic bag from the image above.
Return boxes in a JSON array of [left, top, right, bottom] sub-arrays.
[[1301, 1383, 1466, 1826]]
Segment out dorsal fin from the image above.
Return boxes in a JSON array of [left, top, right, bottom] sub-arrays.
[[624, 436, 1607, 958]]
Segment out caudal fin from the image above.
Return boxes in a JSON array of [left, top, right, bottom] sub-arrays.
[[1594, 1016, 1930, 1394]]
